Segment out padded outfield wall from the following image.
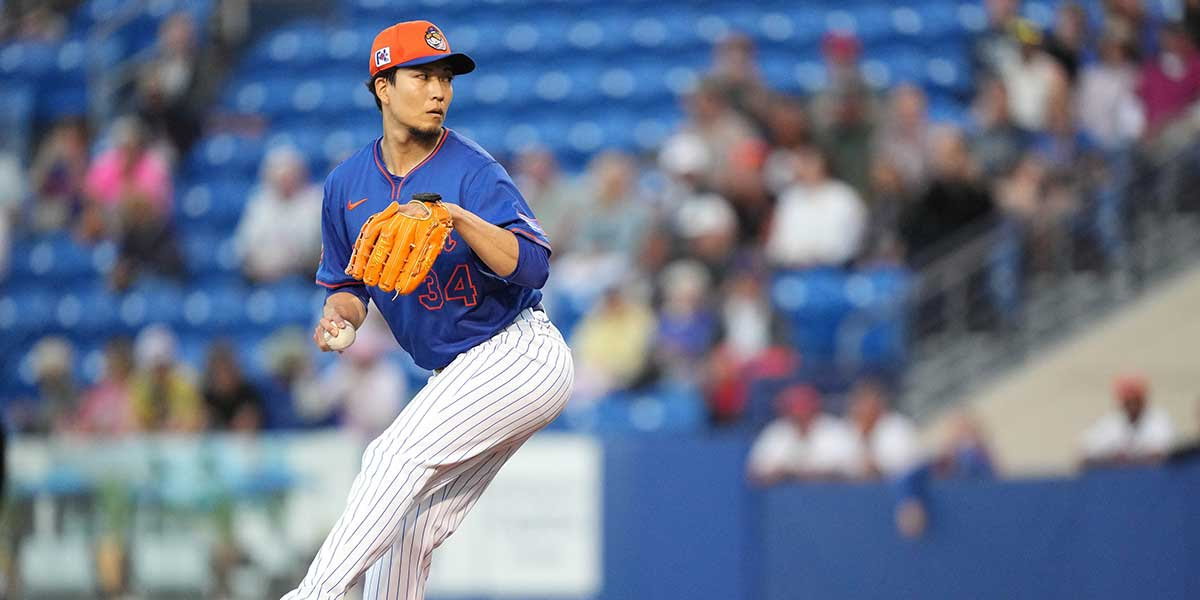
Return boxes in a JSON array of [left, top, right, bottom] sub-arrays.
[[8, 433, 1200, 599]]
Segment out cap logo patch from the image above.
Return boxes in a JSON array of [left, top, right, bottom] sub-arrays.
[[374, 46, 391, 68], [425, 26, 447, 51]]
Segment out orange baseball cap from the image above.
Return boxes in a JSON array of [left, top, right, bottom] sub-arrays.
[[369, 20, 475, 78]]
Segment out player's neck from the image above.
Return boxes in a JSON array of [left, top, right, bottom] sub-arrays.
[[380, 123, 443, 178]]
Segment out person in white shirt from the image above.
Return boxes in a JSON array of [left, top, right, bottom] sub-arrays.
[[764, 145, 866, 268], [1076, 33, 1144, 152], [999, 21, 1068, 132], [1081, 375, 1175, 468], [747, 385, 858, 485], [845, 377, 922, 479], [234, 145, 323, 282]]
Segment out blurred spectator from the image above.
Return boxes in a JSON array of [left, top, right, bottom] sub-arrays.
[[130, 324, 204, 432], [1043, 2, 1091, 81], [1078, 32, 1146, 151], [0, 150, 19, 276], [202, 341, 264, 432], [762, 96, 814, 194], [894, 410, 995, 540], [707, 32, 772, 131], [874, 84, 934, 192], [846, 377, 921, 479], [972, 0, 1022, 77], [864, 154, 911, 239], [707, 340, 798, 426], [813, 31, 877, 194], [765, 145, 866, 268], [995, 149, 1083, 278], [1107, 0, 1159, 59], [234, 145, 323, 282], [1081, 374, 1176, 468], [513, 146, 576, 247], [901, 126, 995, 262], [83, 117, 172, 225], [812, 31, 872, 131], [2, 3, 65, 42], [653, 260, 718, 382], [260, 327, 323, 429], [136, 12, 203, 156], [746, 385, 858, 486], [1035, 89, 1098, 178], [35, 336, 77, 433], [81, 117, 184, 290], [702, 271, 777, 424], [932, 410, 996, 478], [968, 77, 1031, 179], [671, 192, 739, 281], [1188, 0, 1200, 48], [28, 117, 89, 232], [317, 320, 406, 440], [999, 20, 1069, 132], [562, 151, 651, 261], [1136, 23, 1200, 135], [996, 153, 1050, 233], [6, 336, 77, 434], [109, 196, 187, 291], [75, 338, 136, 436], [716, 271, 771, 363], [572, 285, 657, 402], [669, 79, 760, 196]]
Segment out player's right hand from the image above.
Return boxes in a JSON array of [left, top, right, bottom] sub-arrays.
[[314, 303, 357, 352], [313, 315, 346, 352]]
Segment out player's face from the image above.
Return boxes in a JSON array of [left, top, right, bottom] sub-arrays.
[[381, 63, 455, 136]]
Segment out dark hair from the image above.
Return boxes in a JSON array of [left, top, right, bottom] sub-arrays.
[[365, 67, 399, 111]]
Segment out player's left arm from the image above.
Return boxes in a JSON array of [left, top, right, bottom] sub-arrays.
[[443, 203, 519, 275], [448, 162, 552, 288]]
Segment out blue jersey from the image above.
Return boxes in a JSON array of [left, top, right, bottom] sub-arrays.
[[315, 129, 551, 370]]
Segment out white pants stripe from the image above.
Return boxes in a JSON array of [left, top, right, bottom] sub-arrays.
[[282, 308, 574, 600]]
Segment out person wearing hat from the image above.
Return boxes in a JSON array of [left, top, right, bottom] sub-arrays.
[[746, 385, 858, 485], [290, 20, 572, 600], [1081, 374, 1176, 468]]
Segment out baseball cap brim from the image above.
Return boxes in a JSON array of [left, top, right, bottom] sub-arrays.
[[394, 53, 475, 75]]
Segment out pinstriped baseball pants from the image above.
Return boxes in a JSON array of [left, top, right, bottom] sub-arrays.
[[282, 308, 574, 600]]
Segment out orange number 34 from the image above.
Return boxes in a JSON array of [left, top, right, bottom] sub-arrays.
[[418, 264, 478, 310]]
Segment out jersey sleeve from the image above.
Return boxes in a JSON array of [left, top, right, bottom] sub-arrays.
[[314, 176, 371, 307], [461, 161, 553, 253]]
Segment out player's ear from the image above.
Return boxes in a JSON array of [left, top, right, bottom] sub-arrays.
[[374, 76, 391, 107]]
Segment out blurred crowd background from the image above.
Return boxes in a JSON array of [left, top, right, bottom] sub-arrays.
[[3, 0, 1200, 597], [4, 0, 1199, 452]]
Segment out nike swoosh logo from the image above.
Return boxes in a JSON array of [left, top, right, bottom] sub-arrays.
[[347, 197, 368, 210]]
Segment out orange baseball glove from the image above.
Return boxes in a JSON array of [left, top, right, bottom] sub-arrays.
[[345, 192, 454, 295]]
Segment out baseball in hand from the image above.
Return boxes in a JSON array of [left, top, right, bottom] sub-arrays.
[[324, 323, 357, 351]]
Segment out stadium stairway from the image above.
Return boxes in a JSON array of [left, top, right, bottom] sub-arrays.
[[923, 262, 1200, 473], [903, 118, 1200, 473]]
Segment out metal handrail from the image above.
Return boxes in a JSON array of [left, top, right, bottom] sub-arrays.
[[900, 104, 1200, 418]]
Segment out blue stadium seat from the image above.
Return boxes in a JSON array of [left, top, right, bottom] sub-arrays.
[[7, 234, 98, 284], [185, 134, 265, 181], [50, 285, 113, 336], [0, 287, 57, 339], [853, 5, 895, 43], [243, 21, 331, 71], [915, 2, 965, 40], [176, 282, 252, 334], [176, 179, 254, 232], [182, 232, 240, 277], [0, 41, 59, 82], [118, 281, 187, 331]]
